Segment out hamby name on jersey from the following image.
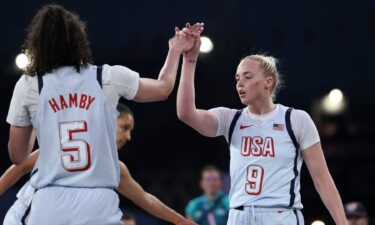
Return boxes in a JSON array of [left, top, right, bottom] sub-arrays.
[[240, 136, 275, 157], [48, 93, 95, 113]]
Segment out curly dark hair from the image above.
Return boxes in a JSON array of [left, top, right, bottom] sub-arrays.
[[23, 4, 93, 76]]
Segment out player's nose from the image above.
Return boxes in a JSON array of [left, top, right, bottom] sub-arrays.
[[125, 131, 131, 141], [236, 79, 244, 88]]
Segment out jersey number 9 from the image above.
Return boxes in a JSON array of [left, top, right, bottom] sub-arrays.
[[245, 165, 264, 195]]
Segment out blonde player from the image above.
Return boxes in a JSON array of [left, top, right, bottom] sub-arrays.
[[2, 104, 196, 225], [176, 26, 347, 225], [6, 4, 203, 225]]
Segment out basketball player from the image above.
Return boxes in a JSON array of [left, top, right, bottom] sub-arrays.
[[6, 4, 203, 224], [2, 103, 196, 225], [176, 26, 347, 225]]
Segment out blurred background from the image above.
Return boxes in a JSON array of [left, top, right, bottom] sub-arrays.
[[0, 0, 374, 224]]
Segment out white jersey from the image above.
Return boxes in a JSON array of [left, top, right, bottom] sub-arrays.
[[16, 181, 35, 206], [209, 104, 320, 209], [3, 182, 35, 225], [3, 200, 29, 225], [29, 65, 119, 189], [7, 64, 139, 127]]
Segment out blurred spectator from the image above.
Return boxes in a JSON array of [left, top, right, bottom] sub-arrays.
[[122, 212, 137, 225], [185, 165, 229, 225], [345, 201, 369, 225]]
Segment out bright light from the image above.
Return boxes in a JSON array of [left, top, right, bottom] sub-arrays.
[[322, 88, 346, 114], [15, 53, 29, 69], [328, 89, 343, 104], [200, 36, 213, 53], [311, 220, 325, 225]]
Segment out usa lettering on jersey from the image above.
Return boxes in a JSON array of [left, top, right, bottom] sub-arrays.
[[240, 136, 275, 157]]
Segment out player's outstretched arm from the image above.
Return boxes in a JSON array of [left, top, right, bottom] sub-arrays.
[[0, 150, 39, 195], [8, 126, 36, 165], [132, 23, 203, 103], [117, 162, 197, 225], [302, 143, 348, 225], [176, 24, 218, 137]]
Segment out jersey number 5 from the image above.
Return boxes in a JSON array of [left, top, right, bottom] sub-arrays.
[[245, 165, 264, 195], [59, 121, 91, 172]]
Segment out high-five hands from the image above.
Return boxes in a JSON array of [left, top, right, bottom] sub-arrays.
[[175, 22, 204, 60], [170, 22, 204, 56]]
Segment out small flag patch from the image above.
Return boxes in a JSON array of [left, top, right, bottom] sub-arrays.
[[273, 123, 284, 131]]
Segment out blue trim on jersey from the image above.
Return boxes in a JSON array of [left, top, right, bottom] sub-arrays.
[[96, 66, 103, 88], [228, 109, 243, 146], [21, 203, 31, 225], [30, 168, 38, 179], [21, 189, 36, 225], [37, 75, 43, 94], [293, 209, 300, 225], [285, 108, 300, 207]]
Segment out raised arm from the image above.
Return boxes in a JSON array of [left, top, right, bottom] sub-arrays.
[[0, 150, 39, 195], [8, 126, 36, 165], [133, 24, 203, 103], [176, 25, 218, 137], [117, 162, 197, 225], [302, 143, 348, 225]]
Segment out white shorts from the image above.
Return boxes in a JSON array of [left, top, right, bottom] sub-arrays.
[[26, 186, 122, 225], [227, 206, 304, 225], [3, 200, 29, 225]]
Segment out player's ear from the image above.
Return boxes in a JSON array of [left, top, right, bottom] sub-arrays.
[[264, 75, 274, 89]]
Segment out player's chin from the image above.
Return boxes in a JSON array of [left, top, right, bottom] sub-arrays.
[[238, 96, 249, 105]]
